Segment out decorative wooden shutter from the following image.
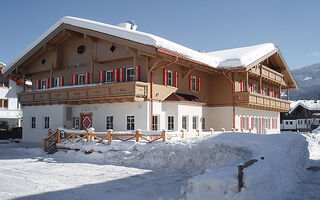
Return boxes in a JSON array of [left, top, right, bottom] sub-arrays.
[[198, 76, 201, 92], [163, 69, 167, 86], [246, 117, 249, 130], [122, 68, 125, 82], [189, 75, 192, 90], [117, 68, 121, 82], [251, 117, 254, 130], [240, 80, 244, 91], [174, 71, 178, 87], [113, 69, 116, 82], [137, 66, 141, 81], [240, 117, 243, 129]]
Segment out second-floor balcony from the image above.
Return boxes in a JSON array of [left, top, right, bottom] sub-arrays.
[[235, 91, 290, 112], [249, 65, 286, 86], [19, 81, 150, 106]]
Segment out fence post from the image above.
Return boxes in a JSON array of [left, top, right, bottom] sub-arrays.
[[196, 129, 201, 137], [181, 129, 185, 138], [249, 128, 252, 133], [43, 138, 47, 152], [221, 128, 225, 132], [241, 128, 244, 133], [107, 130, 112, 145], [161, 130, 167, 143], [57, 129, 61, 143], [48, 129, 51, 136], [136, 130, 140, 142], [210, 128, 214, 134], [232, 128, 235, 132], [238, 165, 244, 192]]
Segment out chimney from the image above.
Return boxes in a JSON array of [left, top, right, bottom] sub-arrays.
[[117, 20, 137, 31]]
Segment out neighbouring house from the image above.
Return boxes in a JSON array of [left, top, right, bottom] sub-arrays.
[[1, 17, 298, 143], [281, 100, 320, 132], [0, 62, 23, 132]]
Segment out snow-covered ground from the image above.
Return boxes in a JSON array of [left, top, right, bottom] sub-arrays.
[[0, 131, 318, 200]]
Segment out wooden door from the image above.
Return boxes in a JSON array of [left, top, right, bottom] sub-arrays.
[[81, 113, 92, 130]]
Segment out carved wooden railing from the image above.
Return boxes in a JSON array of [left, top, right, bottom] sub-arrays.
[[235, 91, 290, 112], [19, 81, 150, 105], [249, 65, 286, 86]]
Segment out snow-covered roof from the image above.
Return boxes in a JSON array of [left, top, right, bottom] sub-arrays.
[[289, 100, 320, 114], [0, 62, 5, 66], [2, 16, 221, 75], [206, 43, 277, 69]]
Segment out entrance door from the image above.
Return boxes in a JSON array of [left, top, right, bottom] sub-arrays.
[[81, 113, 92, 130]]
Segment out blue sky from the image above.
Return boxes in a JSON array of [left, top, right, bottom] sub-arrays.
[[0, 0, 319, 69]]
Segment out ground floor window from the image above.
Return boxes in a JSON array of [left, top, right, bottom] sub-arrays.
[[31, 117, 36, 129], [106, 116, 113, 130], [192, 116, 198, 130], [152, 115, 159, 131], [127, 116, 134, 130], [73, 117, 79, 129], [254, 118, 259, 132], [182, 116, 187, 130], [168, 116, 174, 130], [44, 117, 49, 129], [201, 117, 205, 130]]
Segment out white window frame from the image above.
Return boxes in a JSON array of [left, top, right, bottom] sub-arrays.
[[152, 115, 159, 131], [167, 70, 173, 86], [182, 116, 188, 130], [40, 79, 46, 89], [127, 115, 135, 130], [53, 77, 60, 87], [192, 116, 198, 130], [126, 68, 134, 82], [106, 70, 114, 83], [168, 116, 174, 131], [192, 76, 197, 91], [31, 117, 36, 129], [201, 117, 205, 130], [106, 116, 113, 130], [78, 73, 85, 85]]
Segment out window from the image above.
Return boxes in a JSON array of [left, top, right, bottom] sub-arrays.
[[106, 70, 114, 83], [40, 79, 46, 89], [253, 84, 259, 93], [0, 99, 8, 108], [254, 118, 259, 131], [0, 76, 9, 88], [66, 107, 72, 121], [73, 117, 79, 129], [192, 76, 198, 91], [168, 116, 174, 130], [31, 117, 36, 129], [78, 74, 85, 85], [167, 70, 173, 86], [264, 118, 268, 129], [126, 68, 134, 81], [192, 116, 198, 130], [182, 116, 187, 130], [152, 115, 159, 131], [127, 116, 135, 130], [201, 117, 205, 130], [106, 116, 113, 130], [264, 88, 269, 96], [53, 77, 59, 87], [289, 121, 293, 125], [44, 117, 49, 129], [77, 45, 85, 54], [285, 121, 289, 125]]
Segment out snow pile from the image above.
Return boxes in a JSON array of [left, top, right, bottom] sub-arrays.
[[304, 131, 320, 160], [185, 132, 308, 200], [289, 100, 320, 112]]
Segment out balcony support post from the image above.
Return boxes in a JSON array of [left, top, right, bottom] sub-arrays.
[[259, 64, 262, 94], [246, 71, 249, 92]]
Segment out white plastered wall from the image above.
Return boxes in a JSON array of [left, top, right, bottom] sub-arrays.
[[204, 106, 233, 131]]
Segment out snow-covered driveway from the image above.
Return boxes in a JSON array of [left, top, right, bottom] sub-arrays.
[[0, 143, 189, 200]]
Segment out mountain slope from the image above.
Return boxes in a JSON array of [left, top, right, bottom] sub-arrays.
[[290, 63, 320, 100]]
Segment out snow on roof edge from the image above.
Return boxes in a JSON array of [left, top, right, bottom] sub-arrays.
[[2, 16, 220, 75]]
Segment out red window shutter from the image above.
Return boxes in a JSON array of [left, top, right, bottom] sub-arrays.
[[198, 76, 201, 92], [240, 117, 243, 129], [251, 117, 254, 130], [275, 118, 277, 129], [122, 68, 125, 82], [240, 80, 243, 91], [59, 76, 64, 86], [163, 69, 167, 86], [246, 117, 249, 130], [174, 71, 178, 87], [137, 66, 141, 81], [117, 69, 121, 82], [189, 75, 192, 90], [113, 69, 116, 82]]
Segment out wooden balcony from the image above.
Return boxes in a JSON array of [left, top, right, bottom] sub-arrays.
[[249, 65, 286, 86], [19, 81, 150, 106], [235, 91, 290, 112]]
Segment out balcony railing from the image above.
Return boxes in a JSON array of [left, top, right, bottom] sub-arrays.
[[235, 91, 290, 112], [19, 81, 150, 106], [249, 65, 286, 86]]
